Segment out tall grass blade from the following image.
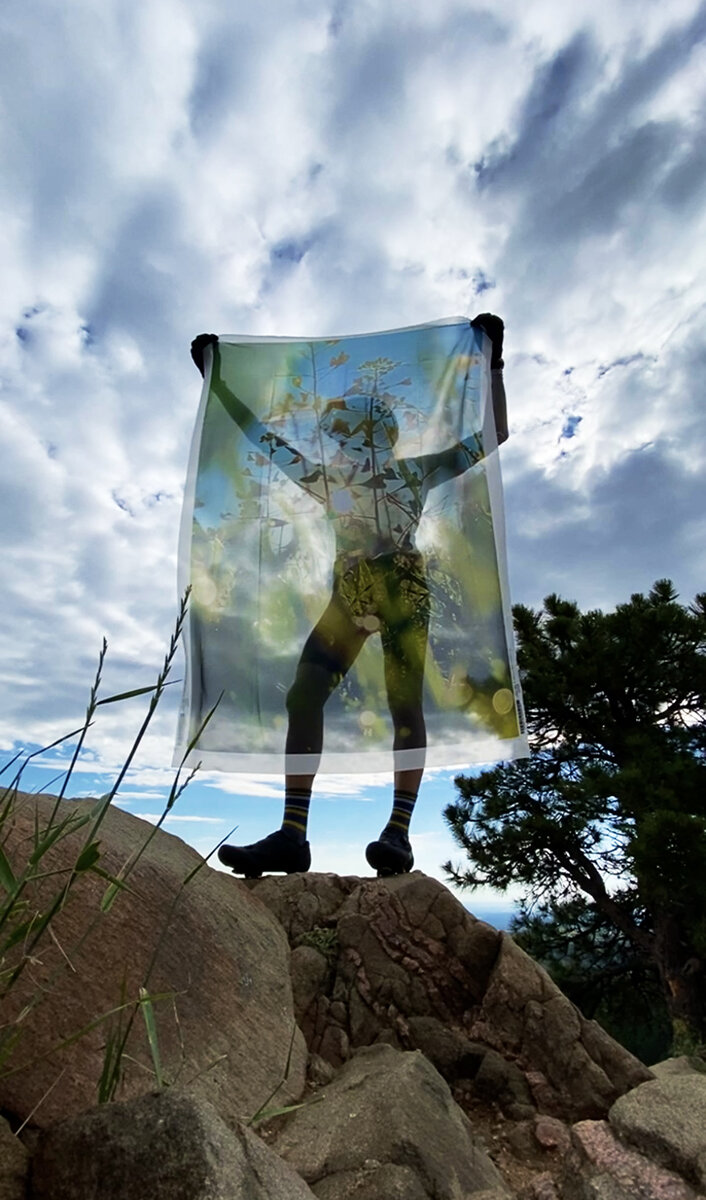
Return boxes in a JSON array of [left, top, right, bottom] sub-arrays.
[[2, 914, 41, 953], [16, 1067, 66, 1135], [1, 727, 86, 801], [180, 1054, 228, 1088], [139, 988, 164, 1089], [74, 842, 101, 872], [2, 990, 176, 1081], [0, 591, 202, 1098], [94, 868, 136, 910], [29, 813, 90, 864], [32, 772, 68, 797], [98, 973, 128, 1104], [82, 593, 191, 845], [0, 847, 17, 894], [98, 695, 221, 914], [53, 639, 108, 809], [0, 751, 22, 779], [96, 680, 179, 706], [249, 1096, 324, 1126], [247, 1023, 301, 1126]]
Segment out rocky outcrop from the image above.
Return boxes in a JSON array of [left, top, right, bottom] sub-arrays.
[[244, 871, 651, 1121], [561, 1066, 706, 1199], [0, 1116, 29, 1200], [469, 935, 647, 1120], [4, 790, 700, 1200], [30, 1091, 317, 1200], [649, 1056, 706, 1079], [0, 792, 306, 1129], [608, 1074, 706, 1191], [569, 1119, 701, 1200], [269, 1042, 510, 1199]]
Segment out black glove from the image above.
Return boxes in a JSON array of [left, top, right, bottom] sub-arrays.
[[190, 333, 219, 377], [471, 313, 504, 369]]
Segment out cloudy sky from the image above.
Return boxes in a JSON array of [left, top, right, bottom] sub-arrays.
[[2, 0, 705, 917]]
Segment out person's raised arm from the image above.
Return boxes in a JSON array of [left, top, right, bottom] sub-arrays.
[[471, 312, 508, 446], [408, 313, 508, 493], [190, 333, 324, 494], [191, 333, 266, 442]]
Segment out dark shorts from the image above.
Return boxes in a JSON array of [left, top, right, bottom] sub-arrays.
[[332, 549, 431, 649], [298, 550, 430, 679]]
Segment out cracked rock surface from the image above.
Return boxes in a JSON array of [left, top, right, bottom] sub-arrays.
[[1, 794, 308, 1131], [245, 872, 651, 1121], [570, 1119, 702, 1200], [270, 1043, 510, 1199], [608, 1075, 706, 1191], [30, 1092, 317, 1200]]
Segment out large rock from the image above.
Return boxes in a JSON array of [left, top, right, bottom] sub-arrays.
[[648, 1055, 706, 1079], [29, 1090, 316, 1200], [246, 871, 651, 1119], [245, 871, 507, 1066], [0, 792, 306, 1128], [311, 1162, 430, 1200], [469, 934, 651, 1119], [473, 1047, 536, 1119], [244, 873, 360, 941], [608, 1075, 706, 1190], [404, 1015, 486, 1079], [0, 1117, 29, 1200], [570, 1119, 700, 1200], [270, 1042, 510, 1198]]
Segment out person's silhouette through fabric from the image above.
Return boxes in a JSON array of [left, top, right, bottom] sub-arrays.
[[190, 317, 507, 877]]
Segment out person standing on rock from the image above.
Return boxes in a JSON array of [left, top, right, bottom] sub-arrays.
[[190, 315, 508, 879]]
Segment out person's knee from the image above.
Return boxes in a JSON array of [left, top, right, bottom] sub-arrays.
[[286, 677, 310, 715], [390, 702, 426, 747], [286, 664, 338, 714]]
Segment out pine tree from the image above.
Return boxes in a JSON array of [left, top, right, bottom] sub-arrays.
[[444, 581, 706, 1046]]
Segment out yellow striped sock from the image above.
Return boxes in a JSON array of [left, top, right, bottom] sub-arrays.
[[282, 788, 311, 842], [384, 789, 416, 837]]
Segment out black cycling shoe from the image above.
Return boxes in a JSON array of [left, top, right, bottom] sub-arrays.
[[217, 829, 311, 878], [365, 829, 414, 877]]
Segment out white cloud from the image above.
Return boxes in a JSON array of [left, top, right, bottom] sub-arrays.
[[1, 0, 705, 830]]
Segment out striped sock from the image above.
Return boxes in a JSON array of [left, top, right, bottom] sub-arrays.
[[383, 788, 417, 839], [281, 787, 312, 843]]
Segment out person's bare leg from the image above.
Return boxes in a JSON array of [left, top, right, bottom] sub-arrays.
[[383, 724, 425, 846], [366, 618, 428, 874], [283, 598, 367, 842], [286, 774, 317, 790], [394, 765, 424, 799], [387, 618, 428, 834], [217, 599, 364, 876]]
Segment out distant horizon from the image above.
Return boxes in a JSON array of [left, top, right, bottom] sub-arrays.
[[467, 909, 517, 932]]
